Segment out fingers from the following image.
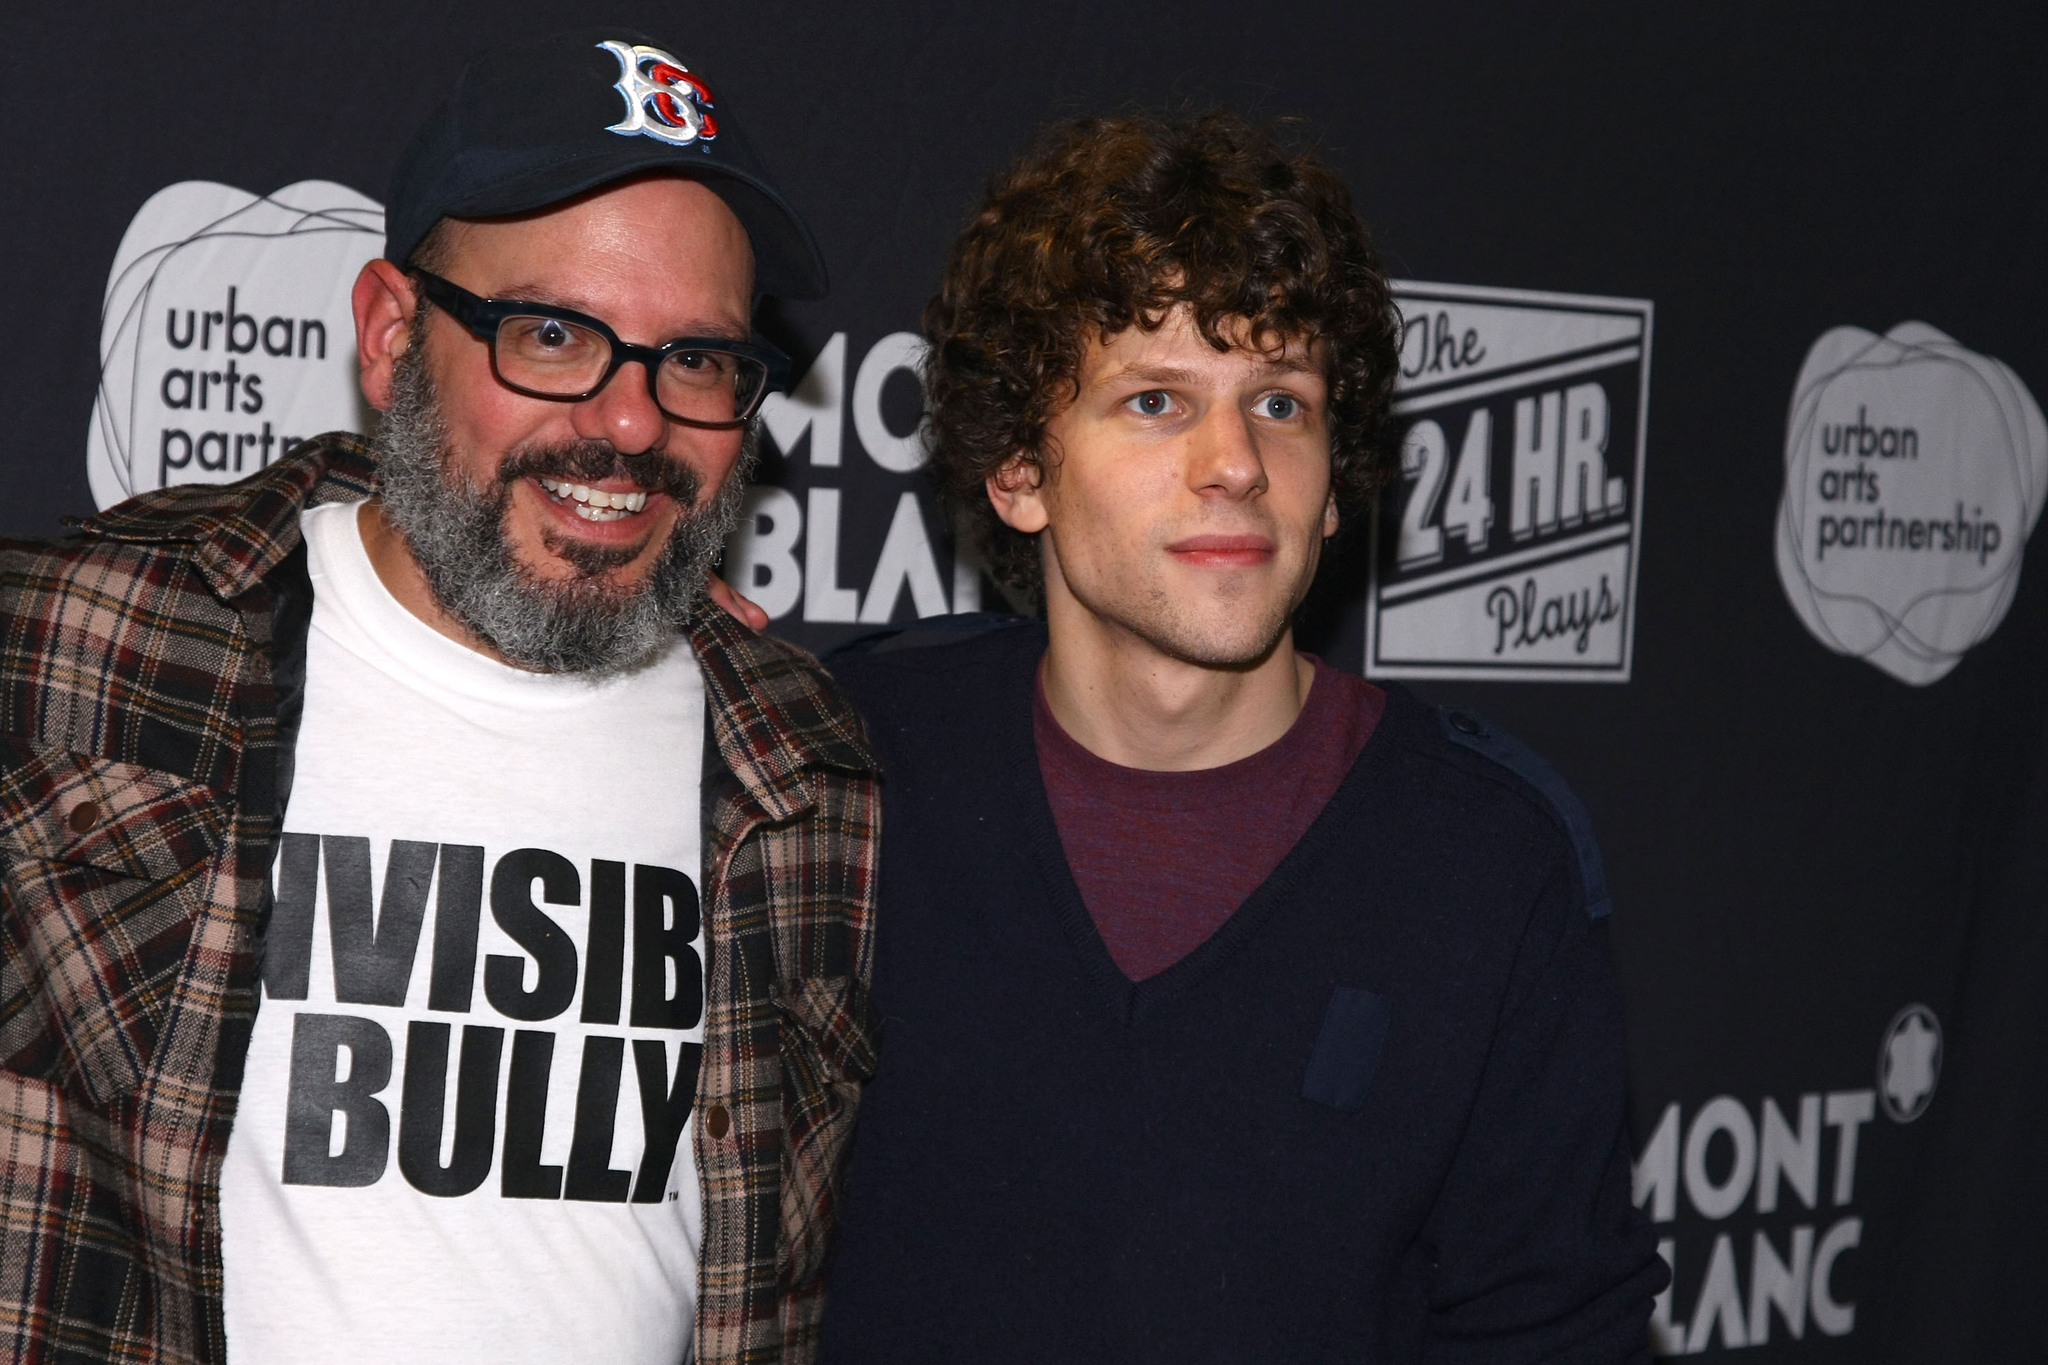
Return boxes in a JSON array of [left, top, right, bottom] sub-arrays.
[[707, 573, 769, 631]]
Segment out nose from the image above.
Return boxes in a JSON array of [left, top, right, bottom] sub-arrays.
[[1188, 406, 1268, 501], [571, 358, 668, 456]]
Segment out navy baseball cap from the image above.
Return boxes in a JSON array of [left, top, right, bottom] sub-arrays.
[[385, 28, 827, 301]]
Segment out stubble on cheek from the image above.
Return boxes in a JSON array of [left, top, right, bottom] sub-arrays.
[[1120, 521, 1327, 666], [1051, 532, 1270, 667]]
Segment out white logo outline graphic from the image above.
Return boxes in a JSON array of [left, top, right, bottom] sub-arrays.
[[86, 180, 383, 508], [1775, 322, 2045, 686], [599, 40, 718, 148]]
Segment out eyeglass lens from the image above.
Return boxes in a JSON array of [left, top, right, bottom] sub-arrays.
[[494, 314, 766, 425]]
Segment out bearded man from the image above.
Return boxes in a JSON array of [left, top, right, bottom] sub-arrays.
[[0, 29, 875, 1365]]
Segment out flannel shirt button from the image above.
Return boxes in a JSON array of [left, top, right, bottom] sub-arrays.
[[704, 1104, 731, 1139], [67, 801, 101, 835]]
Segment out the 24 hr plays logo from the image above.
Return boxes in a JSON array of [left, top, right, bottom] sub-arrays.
[[1367, 282, 1653, 683]]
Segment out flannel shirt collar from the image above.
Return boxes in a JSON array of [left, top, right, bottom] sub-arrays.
[[687, 602, 878, 821], [73, 431, 876, 811], [73, 432, 378, 602]]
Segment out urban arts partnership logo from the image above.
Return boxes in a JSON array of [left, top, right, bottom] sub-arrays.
[[1776, 323, 2046, 685], [1635, 1005, 1942, 1356], [1367, 282, 1652, 682], [87, 181, 384, 508]]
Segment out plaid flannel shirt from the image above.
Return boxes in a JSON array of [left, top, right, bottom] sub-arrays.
[[0, 434, 880, 1365]]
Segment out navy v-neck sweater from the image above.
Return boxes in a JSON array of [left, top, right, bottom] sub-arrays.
[[821, 622, 1662, 1364]]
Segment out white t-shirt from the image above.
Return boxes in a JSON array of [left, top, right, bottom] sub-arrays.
[[221, 500, 708, 1365]]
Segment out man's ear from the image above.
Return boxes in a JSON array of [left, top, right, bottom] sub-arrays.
[[1322, 488, 1340, 539], [985, 453, 1049, 534], [354, 259, 419, 413]]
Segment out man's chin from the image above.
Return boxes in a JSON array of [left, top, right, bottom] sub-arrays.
[[531, 523, 665, 582], [1158, 630, 1291, 672], [1117, 603, 1295, 671]]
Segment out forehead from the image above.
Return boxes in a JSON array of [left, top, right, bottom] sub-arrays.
[[1080, 305, 1322, 382], [440, 176, 754, 332]]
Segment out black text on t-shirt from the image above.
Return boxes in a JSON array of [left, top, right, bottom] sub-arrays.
[[260, 834, 703, 1203]]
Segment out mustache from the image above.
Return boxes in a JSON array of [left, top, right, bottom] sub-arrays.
[[495, 441, 703, 504]]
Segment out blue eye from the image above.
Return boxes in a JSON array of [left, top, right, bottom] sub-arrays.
[[1128, 390, 1173, 417], [1256, 393, 1302, 420]]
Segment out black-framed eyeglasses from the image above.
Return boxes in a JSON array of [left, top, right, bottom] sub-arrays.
[[409, 269, 790, 430]]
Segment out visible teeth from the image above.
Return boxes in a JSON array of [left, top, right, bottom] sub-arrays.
[[538, 479, 647, 515], [574, 503, 628, 521]]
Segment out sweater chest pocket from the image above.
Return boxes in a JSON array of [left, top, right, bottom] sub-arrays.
[[1301, 985, 1393, 1112], [0, 738, 226, 1108]]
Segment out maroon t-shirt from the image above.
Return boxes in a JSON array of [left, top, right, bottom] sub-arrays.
[[1034, 657, 1386, 981]]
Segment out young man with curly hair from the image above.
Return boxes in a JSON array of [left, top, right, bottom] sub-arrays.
[[815, 113, 1664, 1362]]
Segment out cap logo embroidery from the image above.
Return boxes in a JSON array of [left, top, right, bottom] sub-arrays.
[[598, 40, 719, 147]]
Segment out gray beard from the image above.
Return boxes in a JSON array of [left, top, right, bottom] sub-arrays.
[[371, 340, 754, 676]]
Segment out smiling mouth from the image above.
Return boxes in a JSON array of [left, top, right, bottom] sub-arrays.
[[536, 477, 651, 523]]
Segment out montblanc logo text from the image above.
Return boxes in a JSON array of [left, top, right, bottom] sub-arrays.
[[1636, 1006, 1940, 1355], [721, 330, 984, 634]]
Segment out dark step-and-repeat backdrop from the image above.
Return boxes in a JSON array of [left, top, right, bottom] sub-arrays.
[[5, 4, 2044, 1358]]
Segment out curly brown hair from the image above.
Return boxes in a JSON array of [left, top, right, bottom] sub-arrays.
[[922, 110, 1402, 597]]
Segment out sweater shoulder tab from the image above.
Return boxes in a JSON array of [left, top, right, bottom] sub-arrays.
[[828, 611, 1034, 659], [1436, 706, 1611, 920]]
